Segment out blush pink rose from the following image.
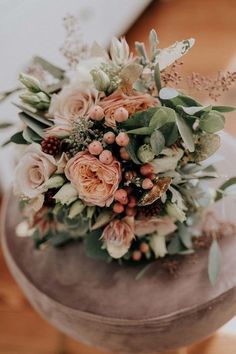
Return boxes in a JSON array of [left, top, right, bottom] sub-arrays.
[[49, 85, 94, 125], [135, 216, 177, 237], [101, 216, 135, 258], [99, 89, 158, 127], [65, 151, 121, 207], [14, 144, 56, 199]]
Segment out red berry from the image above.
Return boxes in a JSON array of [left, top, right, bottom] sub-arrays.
[[41, 136, 60, 156], [132, 250, 142, 261]]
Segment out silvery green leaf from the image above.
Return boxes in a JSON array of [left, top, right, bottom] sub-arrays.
[[33, 56, 65, 80], [167, 235, 182, 255], [91, 211, 113, 230], [199, 111, 225, 133], [191, 134, 220, 162], [149, 107, 176, 129], [212, 105, 235, 113], [150, 129, 165, 155], [175, 114, 195, 152], [135, 41, 148, 61], [156, 38, 195, 71], [154, 62, 161, 91], [208, 239, 221, 285], [19, 112, 44, 137], [159, 87, 179, 100], [149, 29, 159, 61], [179, 105, 212, 115], [13, 102, 53, 127], [178, 223, 192, 249], [120, 63, 143, 86], [127, 127, 153, 135], [215, 177, 236, 201]]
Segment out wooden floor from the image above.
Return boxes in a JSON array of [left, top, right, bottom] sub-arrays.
[[1, 0, 236, 353]]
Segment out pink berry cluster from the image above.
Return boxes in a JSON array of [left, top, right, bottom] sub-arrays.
[[88, 105, 130, 164]]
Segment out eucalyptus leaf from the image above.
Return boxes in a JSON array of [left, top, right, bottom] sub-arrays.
[[159, 123, 179, 146], [190, 134, 220, 162], [150, 129, 165, 155], [149, 107, 176, 129], [121, 107, 158, 130], [126, 135, 141, 164], [215, 177, 236, 202], [175, 114, 195, 152], [127, 127, 153, 135], [212, 105, 235, 113], [84, 230, 110, 261], [178, 105, 212, 115], [199, 111, 225, 133], [208, 239, 221, 285], [159, 87, 179, 100]]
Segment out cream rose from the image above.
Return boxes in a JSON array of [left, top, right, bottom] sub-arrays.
[[135, 216, 177, 237], [101, 216, 135, 259], [65, 151, 121, 207], [49, 85, 94, 125], [14, 144, 56, 199]]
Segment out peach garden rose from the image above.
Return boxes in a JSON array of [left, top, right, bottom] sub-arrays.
[[14, 144, 57, 199], [99, 89, 158, 127], [65, 151, 122, 207]]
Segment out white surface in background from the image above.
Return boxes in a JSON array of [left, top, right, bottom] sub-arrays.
[[0, 0, 152, 188]]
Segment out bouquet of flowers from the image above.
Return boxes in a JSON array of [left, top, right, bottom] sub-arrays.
[[7, 29, 236, 283]]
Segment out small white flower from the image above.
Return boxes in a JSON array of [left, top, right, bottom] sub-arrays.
[[54, 183, 78, 205], [68, 200, 85, 219], [151, 147, 184, 173], [150, 234, 167, 258], [43, 175, 65, 190]]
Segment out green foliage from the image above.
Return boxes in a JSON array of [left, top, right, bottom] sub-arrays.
[[10, 131, 28, 145], [190, 133, 221, 162], [84, 229, 110, 261], [150, 129, 165, 155], [212, 106, 235, 113], [121, 107, 157, 130], [208, 239, 221, 285], [178, 223, 192, 249], [199, 111, 225, 133], [175, 113, 195, 152], [126, 134, 141, 164]]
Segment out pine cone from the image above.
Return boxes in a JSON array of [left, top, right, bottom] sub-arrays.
[[41, 136, 61, 156]]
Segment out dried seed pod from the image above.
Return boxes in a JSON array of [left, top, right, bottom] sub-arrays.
[[138, 177, 171, 206]]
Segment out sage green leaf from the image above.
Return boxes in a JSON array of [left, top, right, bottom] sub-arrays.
[[19, 112, 45, 137], [159, 87, 179, 100], [150, 129, 165, 155], [84, 230, 110, 261], [51, 232, 71, 247], [10, 131, 28, 144], [190, 133, 220, 162], [159, 123, 179, 146], [199, 111, 225, 133], [121, 107, 158, 130], [178, 105, 212, 115], [149, 107, 176, 129], [212, 105, 235, 113], [14, 102, 53, 127], [175, 113, 195, 152], [215, 177, 236, 202], [154, 62, 161, 91], [0, 122, 13, 129], [34, 56, 65, 80], [167, 235, 182, 255], [208, 239, 221, 285], [127, 127, 153, 135], [178, 223, 192, 249], [91, 211, 113, 230], [126, 135, 141, 164], [149, 29, 159, 61]]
